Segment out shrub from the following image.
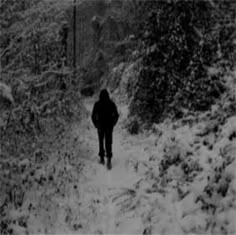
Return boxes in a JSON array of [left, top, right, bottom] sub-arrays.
[[126, 115, 141, 135], [130, 0, 235, 124]]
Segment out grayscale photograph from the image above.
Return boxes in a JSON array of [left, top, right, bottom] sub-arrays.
[[0, 0, 236, 234]]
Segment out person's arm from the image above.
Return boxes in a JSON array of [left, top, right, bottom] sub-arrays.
[[92, 103, 99, 128]]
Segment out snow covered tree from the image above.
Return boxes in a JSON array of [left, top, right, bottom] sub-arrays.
[[130, 0, 236, 124]]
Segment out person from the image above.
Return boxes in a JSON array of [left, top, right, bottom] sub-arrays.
[[92, 89, 119, 170]]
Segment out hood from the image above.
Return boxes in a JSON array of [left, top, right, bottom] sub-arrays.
[[99, 89, 110, 102]]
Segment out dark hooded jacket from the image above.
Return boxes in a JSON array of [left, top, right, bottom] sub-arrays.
[[92, 90, 119, 129]]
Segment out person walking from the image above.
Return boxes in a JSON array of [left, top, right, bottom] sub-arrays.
[[92, 89, 119, 170]]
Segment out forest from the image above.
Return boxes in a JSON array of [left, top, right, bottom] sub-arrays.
[[0, 0, 236, 234]]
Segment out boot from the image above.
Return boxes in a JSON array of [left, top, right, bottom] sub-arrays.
[[107, 158, 112, 170], [99, 157, 105, 165]]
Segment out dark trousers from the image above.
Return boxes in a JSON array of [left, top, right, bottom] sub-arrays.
[[98, 128, 113, 159]]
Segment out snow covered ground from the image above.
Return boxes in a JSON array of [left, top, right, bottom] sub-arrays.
[[1, 97, 236, 234]]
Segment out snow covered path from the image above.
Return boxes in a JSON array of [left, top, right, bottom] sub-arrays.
[[5, 97, 235, 234], [74, 98, 147, 234]]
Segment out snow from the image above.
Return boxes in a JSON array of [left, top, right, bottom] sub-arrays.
[[1, 97, 236, 234]]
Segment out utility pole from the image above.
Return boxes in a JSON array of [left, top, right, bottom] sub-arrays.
[[73, 0, 76, 80]]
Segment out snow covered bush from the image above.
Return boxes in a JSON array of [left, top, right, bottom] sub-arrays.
[[130, 0, 235, 124], [125, 115, 141, 135], [121, 89, 236, 234]]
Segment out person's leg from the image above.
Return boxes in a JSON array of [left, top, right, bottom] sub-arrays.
[[98, 128, 105, 164], [105, 128, 113, 169]]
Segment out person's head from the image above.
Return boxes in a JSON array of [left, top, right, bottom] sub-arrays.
[[99, 89, 110, 101]]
